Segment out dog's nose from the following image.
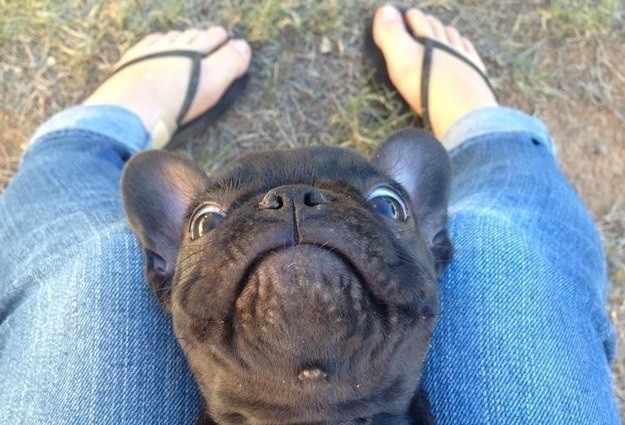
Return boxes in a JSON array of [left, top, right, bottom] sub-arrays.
[[259, 185, 327, 210]]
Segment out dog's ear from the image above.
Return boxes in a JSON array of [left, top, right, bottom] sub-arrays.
[[122, 150, 208, 310], [372, 129, 453, 275]]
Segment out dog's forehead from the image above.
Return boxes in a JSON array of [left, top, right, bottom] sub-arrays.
[[207, 146, 383, 195]]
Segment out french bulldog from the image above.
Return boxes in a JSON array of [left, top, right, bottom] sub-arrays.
[[121, 126, 452, 424]]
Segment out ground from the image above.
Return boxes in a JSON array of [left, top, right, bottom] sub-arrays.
[[1, 0, 623, 418]]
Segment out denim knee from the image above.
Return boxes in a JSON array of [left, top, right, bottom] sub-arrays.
[[422, 206, 618, 424]]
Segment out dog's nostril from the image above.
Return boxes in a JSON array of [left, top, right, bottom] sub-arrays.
[[268, 195, 283, 209], [303, 190, 326, 207], [260, 186, 327, 210], [260, 193, 284, 209], [297, 366, 327, 381]]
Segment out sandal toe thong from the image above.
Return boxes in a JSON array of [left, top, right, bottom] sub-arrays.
[[103, 43, 248, 146], [416, 35, 497, 132], [364, 10, 497, 132]]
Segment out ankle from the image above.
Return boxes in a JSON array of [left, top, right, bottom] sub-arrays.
[[84, 68, 177, 135], [428, 65, 498, 139], [432, 97, 498, 140]]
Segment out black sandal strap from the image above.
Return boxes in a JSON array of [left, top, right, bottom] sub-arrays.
[[103, 40, 231, 126], [421, 38, 434, 132], [415, 36, 497, 100], [415, 35, 498, 131], [175, 52, 202, 124], [108, 50, 201, 79]]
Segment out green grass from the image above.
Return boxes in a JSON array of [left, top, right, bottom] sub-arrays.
[[222, 0, 348, 42], [544, 0, 620, 37], [331, 87, 416, 153], [0, 0, 59, 39]]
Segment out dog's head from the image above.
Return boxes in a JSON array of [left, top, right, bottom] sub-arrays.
[[122, 129, 452, 424]]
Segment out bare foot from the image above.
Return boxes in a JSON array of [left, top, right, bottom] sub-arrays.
[[372, 5, 497, 141], [84, 27, 252, 147]]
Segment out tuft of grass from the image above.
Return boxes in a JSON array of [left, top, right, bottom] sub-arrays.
[[542, 0, 619, 37], [503, 46, 562, 99], [602, 204, 625, 418], [118, 0, 188, 34], [222, 0, 347, 42], [0, 0, 68, 40], [223, 0, 298, 42], [492, 0, 620, 101], [0, 0, 190, 119], [0, 0, 189, 53], [302, 1, 344, 35], [604, 204, 625, 285], [331, 85, 417, 154]]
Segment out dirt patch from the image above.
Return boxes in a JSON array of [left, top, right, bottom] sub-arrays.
[[0, 111, 25, 189], [535, 38, 625, 216], [534, 38, 625, 412]]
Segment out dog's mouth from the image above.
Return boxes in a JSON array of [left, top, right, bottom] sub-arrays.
[[236, 241, 384, 312], [222, 244, 415, 424], [233, 243, 387, 345], [174, 227, 436, 425]]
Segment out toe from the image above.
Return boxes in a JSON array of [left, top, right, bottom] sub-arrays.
[[373, 5, 415, 51], [372, 5, 424, 113], [445, 26, 463, 48], [140, 33, 164, 46], [114, 34, 164, 68], [164, 30, 182, 42], [177, 29, 204, 44], [427, 16, 447, 42], [462, 38, 487, 73], [463, 37, 478, 56], [202, 39, 251, 90], [189, 26, 229, 53], [182, 39, 252, 124], [405, 8, 434, 39], [373, 4, 423, 69]]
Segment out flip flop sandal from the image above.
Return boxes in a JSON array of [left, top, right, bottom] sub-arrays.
[[103, 40, 249, 147], [413, 35, 497, 133], [363, 8, 497, 133]]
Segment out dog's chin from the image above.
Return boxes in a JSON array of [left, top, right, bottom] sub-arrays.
[[233, 244, 379, 355], [176, 247, 433, 424]]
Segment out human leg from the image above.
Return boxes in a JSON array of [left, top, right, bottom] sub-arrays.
[[0, 29, 251, 424], [431, 108, 618, 424], [372, 5, 619, 424]]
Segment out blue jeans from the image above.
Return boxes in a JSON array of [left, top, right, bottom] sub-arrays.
[[0, 105, 619, 424]]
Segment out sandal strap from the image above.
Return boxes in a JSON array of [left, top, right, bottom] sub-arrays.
[[415, 35, 498, 131], [420, 38, 434, 133], [175, 51, 203, 125], [104, 42, 229, 127]]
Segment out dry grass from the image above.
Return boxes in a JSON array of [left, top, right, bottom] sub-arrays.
[[1, 0, 624, 418], [605, 201, 625, 410]]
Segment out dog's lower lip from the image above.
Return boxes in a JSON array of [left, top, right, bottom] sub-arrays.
[[234, 241, 387, 316], [241, 241, 364, 284]]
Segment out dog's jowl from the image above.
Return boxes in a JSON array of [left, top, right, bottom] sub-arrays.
[[122, 128, 452, 425]]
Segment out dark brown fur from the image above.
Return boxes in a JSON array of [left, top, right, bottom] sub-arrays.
[[122, 129, 451, 425]]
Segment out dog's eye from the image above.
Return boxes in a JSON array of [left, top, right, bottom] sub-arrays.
[[190, 204, 226, 240], [367, 186, 407, 221]]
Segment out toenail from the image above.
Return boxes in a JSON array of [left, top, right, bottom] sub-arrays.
[[231, 40, 250, 57], [379, 5, 401, 21]]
